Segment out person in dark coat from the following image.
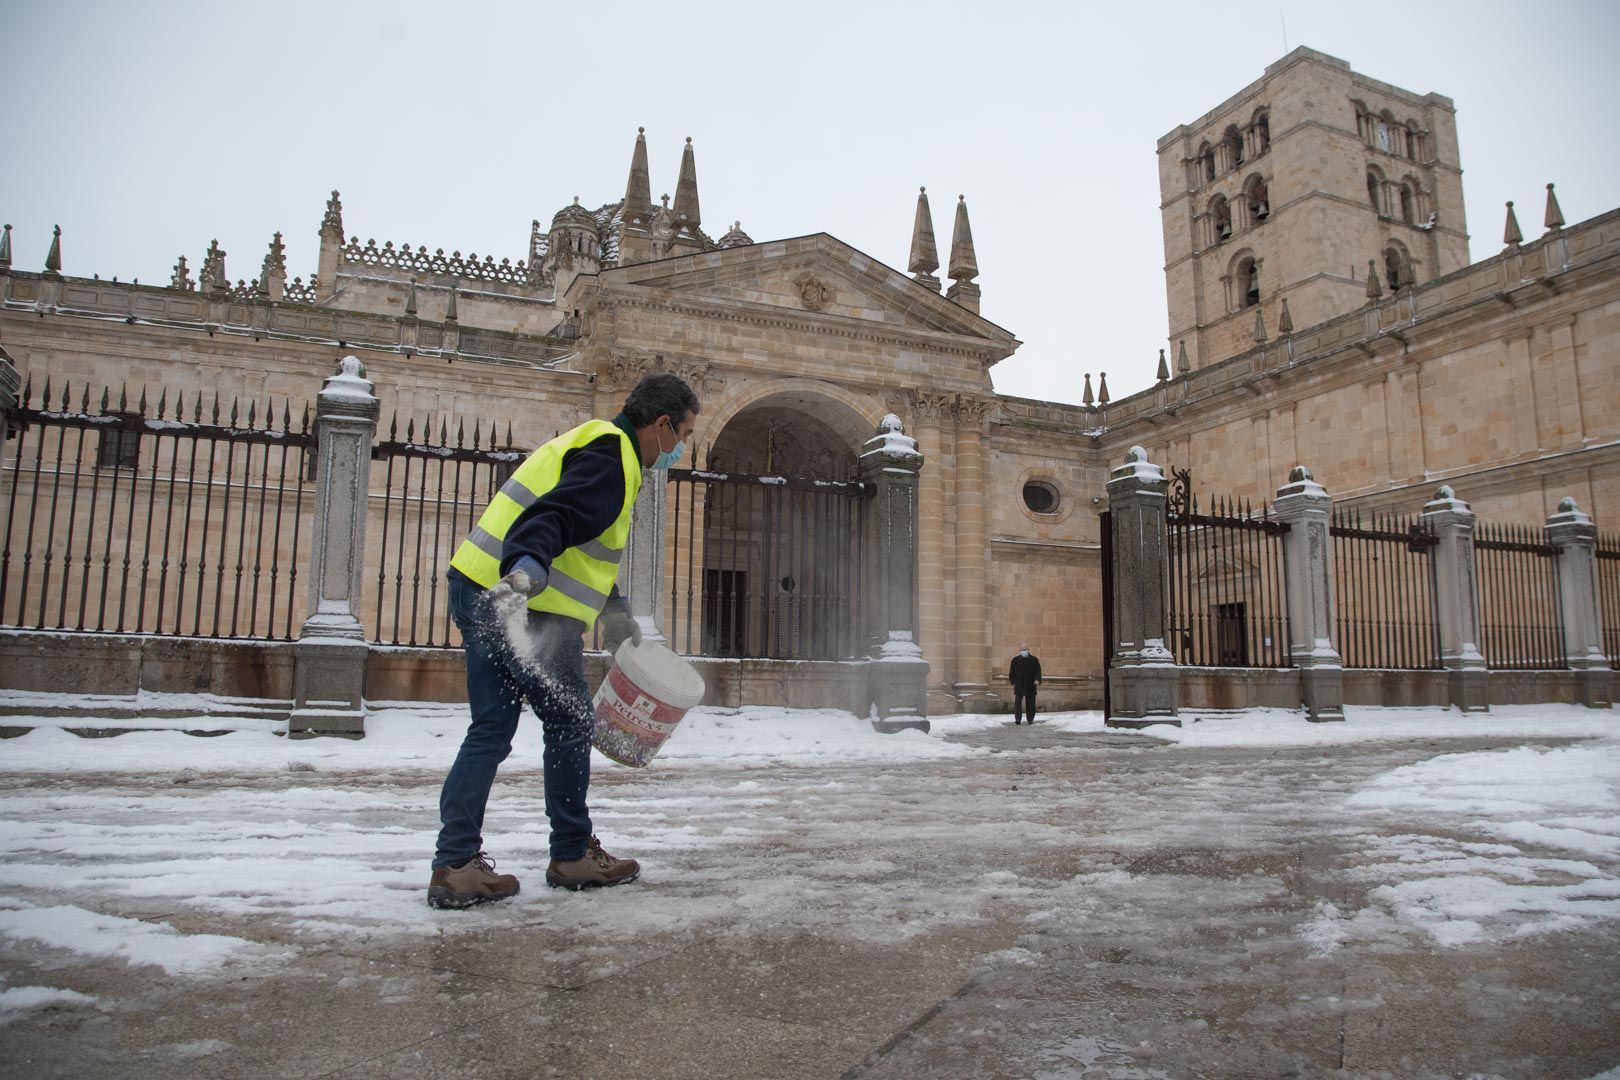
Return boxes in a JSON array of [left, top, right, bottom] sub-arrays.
[[1009, 642, 1042, 724]]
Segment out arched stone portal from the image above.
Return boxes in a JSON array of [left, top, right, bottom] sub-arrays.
[[671, 387, 874, 661]]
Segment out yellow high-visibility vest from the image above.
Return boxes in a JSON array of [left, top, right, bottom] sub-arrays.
[[449, 419, 642, 626]]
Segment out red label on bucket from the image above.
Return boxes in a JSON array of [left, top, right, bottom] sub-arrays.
[[602, 665, 684, 739]]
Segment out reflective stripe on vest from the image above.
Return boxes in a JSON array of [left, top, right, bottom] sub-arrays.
[[449, 419, 642, 625]]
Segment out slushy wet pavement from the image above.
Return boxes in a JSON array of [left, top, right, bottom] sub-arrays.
[[1, 717, 1617, 1079]]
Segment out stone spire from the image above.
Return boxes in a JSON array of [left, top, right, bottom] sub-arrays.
[[0, 224, 11, 272], [672, 136, 701, 232], [1278, 298, 1294, 334], [1098, 372, 1111, 405], [405, 277, 418, 316], [170, 255, 195, 291], [908, 187, 940, 292], [1365, 259, 1382, 301], [200, 240, 227, 294], [44, 225, 62, 277], [1082, 373, 1095, 407], [1544, 183, 1564, 231], [321, 190, 344, 240], [624, 127, 654, 227], [1156, 349, 1169, 382], [259, 231, 287, 299], [1252, 307, 1267, 343], [948, 195, 977, 282], [946, 195, 980, 312], [1177, 339, 1190, 376], [317, 191, 343, 302], [1503, 200, 1522, 247], [444, 281, 459, 322]]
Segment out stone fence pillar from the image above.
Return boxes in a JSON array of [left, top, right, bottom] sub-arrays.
[[1546, 497, 1613, 708], [290, 356, 379, 737], [1272, 466, 1344, 721], [1105, 447, 1179, 726], [1421, 485, 1490, 712], [857, 414, 929, 731]]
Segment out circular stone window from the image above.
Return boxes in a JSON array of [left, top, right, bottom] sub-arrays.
[[1022, 481, 1060, 515]]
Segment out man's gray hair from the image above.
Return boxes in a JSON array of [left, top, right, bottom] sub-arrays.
[[624, 372, 701, 428]]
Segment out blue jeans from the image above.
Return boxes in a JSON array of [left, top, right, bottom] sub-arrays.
[[434, 573, 595, 866]]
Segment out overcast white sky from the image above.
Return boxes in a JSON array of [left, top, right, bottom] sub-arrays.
[[3, 1, 1616, 404]]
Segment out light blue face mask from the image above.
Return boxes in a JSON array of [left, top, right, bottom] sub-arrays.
[[653, 418, 685, 470]]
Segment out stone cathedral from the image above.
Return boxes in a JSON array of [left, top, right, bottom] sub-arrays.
[[1, 47, 1615, 717]]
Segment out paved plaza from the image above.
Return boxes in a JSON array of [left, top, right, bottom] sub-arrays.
[[1, 717, 1618, 1079]]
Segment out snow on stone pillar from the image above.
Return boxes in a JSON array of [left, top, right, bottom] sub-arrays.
[[1273, 466, 1344, 722], [857, 414, 929, 731], [621, 468, 667, 644], [290, 355, 379, 737], [1105, 446, 1180, 727], [1546, 497, 1613, 709], [1421, 485, 1489, 713]]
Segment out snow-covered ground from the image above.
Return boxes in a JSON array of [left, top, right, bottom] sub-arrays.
[[0, 698, 1617, 1065]]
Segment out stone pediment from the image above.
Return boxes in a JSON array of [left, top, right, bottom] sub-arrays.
[[597, 233, 1017, 348]]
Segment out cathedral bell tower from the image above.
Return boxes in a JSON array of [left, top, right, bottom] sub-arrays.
[[1158, 47, 1469, 371]]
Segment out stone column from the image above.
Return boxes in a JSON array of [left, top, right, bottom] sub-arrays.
[[1546, 497, 1613, 708], [1105, 447, 1180, 726], [1421, 485, 1490, 712], [622, 469, 667, 644], [856, 415, 929, 731], [290, 356, 379, 737], [951, 396, 996, 709], [1272, 466, 1344, 721], [908, 390, 953, 709]]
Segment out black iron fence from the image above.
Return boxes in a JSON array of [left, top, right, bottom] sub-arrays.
[[366, 415, 524, 648], [1598, 532, 1620, 667], [1330, 509, 1441, 669], [1475, 521, 1565, 670], [1166, 472, 1292, 668], [664, 466, 869, 660], [1, 379, 314, 639]]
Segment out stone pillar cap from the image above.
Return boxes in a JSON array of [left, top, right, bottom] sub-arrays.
[[1108, 446, 1165, 486], [1274, 464, 1328, 501], [1422, 483, 1473, 516], [1547, 495, 1593, 529], [318, 355, 378, 412]]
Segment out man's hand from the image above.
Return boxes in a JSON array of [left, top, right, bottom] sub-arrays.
[[499, 558, 549, 598], [600, 599, 642, 654]]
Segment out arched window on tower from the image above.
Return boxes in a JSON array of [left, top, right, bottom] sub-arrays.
[[1376, 110, 1396, 153], [1253, 111, 1271, 155], [1384, 241, 1412, 290], [1202, 143, 1216, 183], [1367, 167, 1385, 216], [1404, 121, 1419, 160], [1399, 181, 1415, 224], [1211, 195, 1232, 243], [1351, 99, 1370, 142], [1224, 125, 1244, 169], [1238, 256, 1260, 308], [1244, 175, 1270, 226]]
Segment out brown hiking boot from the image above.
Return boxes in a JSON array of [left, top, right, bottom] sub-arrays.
[[546, 835, 641, 891], [426, 853, 520, 909]]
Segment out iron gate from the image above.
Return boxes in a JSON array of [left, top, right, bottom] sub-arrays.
[[664, 466, 869, 660]]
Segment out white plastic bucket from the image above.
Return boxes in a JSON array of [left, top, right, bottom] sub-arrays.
[[591, 639, 706, 767]]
